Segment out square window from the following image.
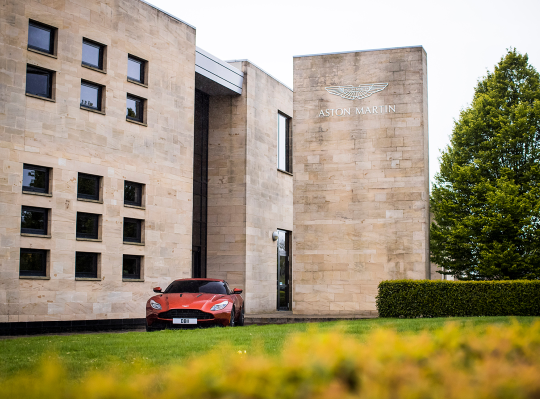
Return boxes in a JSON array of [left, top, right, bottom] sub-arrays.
[[123, 218, 142, 243], [80, 81, 102, 111], [123, 255, 142, 279], [82, 39, 104, 70], [77, 173, 100, 201], [127, 55, 145, 83], [124, 181, 143, 207], [75, 252, 98, 278], [26, 65, 53, 99], [20, 248, 47, 277], [28, 20, 55, 54], [126, 94, 144, 123], [76, 212, 99, 239], [21, 206, 48, 235], [22, 164, 49, 193]]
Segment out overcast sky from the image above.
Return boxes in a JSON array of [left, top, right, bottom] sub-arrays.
[[149, 0, 540, 183]]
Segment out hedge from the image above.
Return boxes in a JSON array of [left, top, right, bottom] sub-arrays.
[[376, 279, 540, 318]]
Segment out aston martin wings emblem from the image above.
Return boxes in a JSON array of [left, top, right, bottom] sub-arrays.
[[325, 83, 388, 100]]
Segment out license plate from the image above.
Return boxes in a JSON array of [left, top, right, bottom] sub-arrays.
[[173, 318, 197, 324]]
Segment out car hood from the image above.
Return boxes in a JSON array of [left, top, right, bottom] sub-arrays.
[[160, 292, 228, 310]]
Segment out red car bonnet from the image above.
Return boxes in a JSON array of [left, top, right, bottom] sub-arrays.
[[160, 292, 228, 309]]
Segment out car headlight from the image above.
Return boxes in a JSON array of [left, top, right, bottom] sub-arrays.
[[150, 299, 162, 310], [211, 300, 229, 311]]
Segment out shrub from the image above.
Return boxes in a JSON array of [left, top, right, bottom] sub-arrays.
[[376, 279, 540, 318], [1, 321, 540, 398]]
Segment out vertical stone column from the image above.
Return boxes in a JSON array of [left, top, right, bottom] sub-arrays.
[[292, 46, 429, 315]]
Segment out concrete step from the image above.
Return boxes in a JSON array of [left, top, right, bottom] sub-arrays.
[[245, 311, 378, 325]]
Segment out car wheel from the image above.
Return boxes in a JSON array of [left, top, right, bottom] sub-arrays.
[[237, 307, 245, 326], [229, 306, 235, 327], [145, 320, 154, 332]]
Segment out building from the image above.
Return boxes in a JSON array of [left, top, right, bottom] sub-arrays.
[[0, 0, 429, 330]]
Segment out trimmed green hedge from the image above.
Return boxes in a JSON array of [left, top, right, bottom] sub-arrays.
[[376, 280, 540, 318]]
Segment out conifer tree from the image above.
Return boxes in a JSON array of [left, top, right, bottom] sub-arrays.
[[431, 48, 540, 280]]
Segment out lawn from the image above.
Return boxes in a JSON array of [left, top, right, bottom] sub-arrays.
[[0, 316, 537, 379]]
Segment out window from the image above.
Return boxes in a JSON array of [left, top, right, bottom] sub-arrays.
[[126, 94, 144, 123], [277, 112, 291, 172], [123, 218, 142, 243], [77, 173, 100, 201], [127, 55, 145, 84], [75, 252, 98, 278], [26, 65, 53, 99], [20, 248, 47, 277], [82, 39, 104, 70], [76, 212, 99, 240], [28, 20, 55, 54], [124, 181, 143, 207], [21, 206, 48, 236], [22, 164, 50, 194], [123, 255, 142, 279], [80, 81, 102, 111]]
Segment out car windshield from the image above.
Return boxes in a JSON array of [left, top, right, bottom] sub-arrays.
[[164, 280, 228, 294]]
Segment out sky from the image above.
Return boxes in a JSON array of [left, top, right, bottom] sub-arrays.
[[148, 0, 540, 183]]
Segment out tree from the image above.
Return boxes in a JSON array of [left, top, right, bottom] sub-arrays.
[[431, 48, 540, 280]]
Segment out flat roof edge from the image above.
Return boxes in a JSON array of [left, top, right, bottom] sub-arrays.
[[226, 59, 293, 92], [293, 45, 425, 58], [196, 47, 244, 77], [138, 0, 196, 29]]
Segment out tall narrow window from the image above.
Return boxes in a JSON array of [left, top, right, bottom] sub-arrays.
[[20, 249, 47, 277], [26, 65, 53, 99], [126, 94, 144, 123], [77, 173, 100, 201], [123, 218, 142, 243], [82, 39, 104, 70], [123, 255, 142, 280], [21, 206, 48, 236], [277, 112, 291, 172], [75, 252, 98, 278], [22, 164, 50, 194], [28, 20, 55, 55], [127, 55, 146, 84], [277, 229, 291, 311], [76, 212, 99, 240], [124, 181, 143, 207], [80, 81, 102, 111]]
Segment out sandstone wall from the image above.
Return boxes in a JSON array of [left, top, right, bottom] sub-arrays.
[[292, 47, 429, 314], [0, 0, 195, 322]]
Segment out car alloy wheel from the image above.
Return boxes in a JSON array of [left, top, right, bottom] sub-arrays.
[[229, 306, 235, 327], [237, 307, 245, 326]]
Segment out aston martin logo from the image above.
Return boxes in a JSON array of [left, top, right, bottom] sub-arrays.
[[325, 83, 388, 100]]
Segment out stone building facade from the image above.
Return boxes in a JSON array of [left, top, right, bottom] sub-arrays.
[[0, 0, 429, 328], [292, 47, 430, 314]]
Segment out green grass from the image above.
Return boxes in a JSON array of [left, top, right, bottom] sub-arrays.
[[0, 316, 537, 379]]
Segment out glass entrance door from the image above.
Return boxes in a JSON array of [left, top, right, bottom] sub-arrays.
[[277, 229, 290, 310]]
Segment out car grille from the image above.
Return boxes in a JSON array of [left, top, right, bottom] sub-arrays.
[[159, 309, 214, 320]]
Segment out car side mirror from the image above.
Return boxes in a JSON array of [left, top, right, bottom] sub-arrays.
[[233, 288, 242, 294], [153, 287, 162, 293]]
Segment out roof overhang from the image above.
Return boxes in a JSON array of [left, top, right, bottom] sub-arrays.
[[195, 47, 243, 96]]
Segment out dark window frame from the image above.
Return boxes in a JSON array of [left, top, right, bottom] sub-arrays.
[[277, 112, 292, 173], [127, 54, 146, 84], [22, 164, 50, 194], [126, 94, 145, 123], [123, 218, 142, 243], [77, 173, 101, 201], [124, 181, 143, 207], [21, 206, 48, 236], [28, 20, 55, 55], [26, 64, 54, 99], [75, 252, 98, 279], [122, 255, 142, 279], [19, 248, 48, 277], [82, 38, 104, 70], [80, 80, 103, 111], [76, 212, 99, 240]]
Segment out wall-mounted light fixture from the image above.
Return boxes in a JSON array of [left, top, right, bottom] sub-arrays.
[[272, 231, 279, 241]]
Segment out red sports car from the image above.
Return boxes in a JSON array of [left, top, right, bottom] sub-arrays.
[[145, 278, 245, 331]]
